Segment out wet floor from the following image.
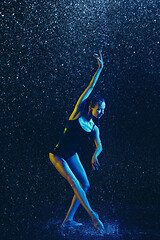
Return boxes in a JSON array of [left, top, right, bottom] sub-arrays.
[[1, 204, 160, 240]]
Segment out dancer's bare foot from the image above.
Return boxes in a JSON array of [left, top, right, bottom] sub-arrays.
[[91, 212, 104, 230], [62, 219, 83, 227]]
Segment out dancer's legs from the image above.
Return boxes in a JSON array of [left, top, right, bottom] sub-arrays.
[[49, 153, 93, 216], [49, 153, 104, 229], [63, 153, 90, 223]]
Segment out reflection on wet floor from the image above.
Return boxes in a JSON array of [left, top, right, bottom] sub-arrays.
[[1, 204, 160, 240]]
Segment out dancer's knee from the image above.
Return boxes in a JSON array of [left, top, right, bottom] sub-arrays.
[[68, 176, 80, 189], [82, 181, 90, 192]]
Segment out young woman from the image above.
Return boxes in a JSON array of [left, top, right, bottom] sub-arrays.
[[49, 51, 106, 230]]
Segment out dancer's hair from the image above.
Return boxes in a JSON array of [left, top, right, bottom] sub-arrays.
[[80, 93, 106, 126]]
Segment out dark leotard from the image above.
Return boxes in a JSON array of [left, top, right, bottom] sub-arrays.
[[53, 118, 95, 159]]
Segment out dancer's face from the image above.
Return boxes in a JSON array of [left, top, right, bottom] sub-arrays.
[[90, 101, 106, 119]]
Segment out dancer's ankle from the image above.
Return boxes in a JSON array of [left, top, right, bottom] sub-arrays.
[[63, 217, 73, 223], [90, 211, 104, 230]]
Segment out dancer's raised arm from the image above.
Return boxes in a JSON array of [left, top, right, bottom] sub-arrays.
[[69, 51, 104, 120]]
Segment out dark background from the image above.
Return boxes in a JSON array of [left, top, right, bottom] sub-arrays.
[[1, 0, 160, 234]]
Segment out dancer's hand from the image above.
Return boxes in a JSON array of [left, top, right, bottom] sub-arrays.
[[91, 156, 100, 171], [93, 50, 103, 69]]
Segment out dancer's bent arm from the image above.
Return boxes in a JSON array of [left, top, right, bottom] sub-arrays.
[[91, 126, 103, 171], [69, 51, 103, 120]]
